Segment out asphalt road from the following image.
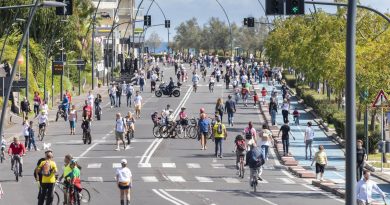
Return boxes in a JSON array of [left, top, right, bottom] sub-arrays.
[[0, 65, 345, 205]]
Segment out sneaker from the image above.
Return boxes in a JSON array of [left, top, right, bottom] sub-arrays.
[[257, 176, 263, 181], [115, 147, 120, 151], [219, 155, 223, 158], [36, 148, 40, 151]]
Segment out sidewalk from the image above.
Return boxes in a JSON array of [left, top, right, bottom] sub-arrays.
[[2, 86, 109, 142], [255, 79, 390, 203]]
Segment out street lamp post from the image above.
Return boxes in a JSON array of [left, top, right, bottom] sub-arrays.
[[0, 0, 66, 147], [215, 0, 233, 57]]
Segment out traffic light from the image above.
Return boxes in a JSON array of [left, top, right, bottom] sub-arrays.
[[286, 0, 305, 15], [165, 20, 170, 28], [248, 17, 255, 27], [56, 0, 73, 16], [244, 18, 248, 26], [266, 0, 284, 15], [144, 15, 151, 26]]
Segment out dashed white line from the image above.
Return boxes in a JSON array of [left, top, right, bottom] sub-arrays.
[[167, 176, 186, 183], [142, 176, 159, 183], [195, 176, 213, 183], [186, 163, 201, 169], [87, 163, 102, 169]]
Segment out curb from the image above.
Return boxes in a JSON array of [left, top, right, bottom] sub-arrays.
[[312, 180, 345, 199]]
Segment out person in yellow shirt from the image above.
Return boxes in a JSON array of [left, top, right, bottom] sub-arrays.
[[36, 150, 57, 205], [311, 145, 328, 181], [212, 116, 227, 158]]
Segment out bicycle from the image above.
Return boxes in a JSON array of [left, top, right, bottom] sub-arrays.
[[186, 118, 198, 139], [55, 181, 91, 204], [193, 83, 198, 93], [82, 129, 92, 145], [11, 155, 21, 182], [250, 168, 259, 192], [38, 123, 46, 141]]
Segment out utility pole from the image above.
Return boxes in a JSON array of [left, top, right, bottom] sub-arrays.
[[91, 16, 95, 90], [26, 29, 29, 99]]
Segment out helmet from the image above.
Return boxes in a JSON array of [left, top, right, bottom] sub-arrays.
[[200, 108, 205, 113]]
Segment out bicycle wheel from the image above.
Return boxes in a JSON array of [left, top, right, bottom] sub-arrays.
[[187, 126, 197, 139], [53, 191, 60, 205], [14, 161, 19, 182], [239, 159, 244, 178], [176, 126, 185, 139], [153, 125, 161, 138], [159, 125, 169, 139], [79, 188, 91, 203]]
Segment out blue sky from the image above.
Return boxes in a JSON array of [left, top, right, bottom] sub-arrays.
[[136, 0, 390, 41]]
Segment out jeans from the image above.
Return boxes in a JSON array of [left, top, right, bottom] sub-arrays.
[[215, 138, 223, 157], [271, 110, 276, 125], [261, 145, 269, 160], [357, 163, 364, 181], [227, 112, 234, 125], [218, 113, 223, 122], [294, 116, 300, 125], [24, 135, 29, 148], [305, 139, 313, 159], [34, 105, 40, 116], [28, 136, 37, 150], [11, 155, 23, 174], [282, 138, 289, 155], [116, 95, 121, 107], [282, 110, 289, 123], [110, 94, 116, 106], [259, 74, 263, 83], [126, 94, 132, 107], [38, 183, 55, 205]]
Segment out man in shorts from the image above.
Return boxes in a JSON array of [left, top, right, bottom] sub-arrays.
[[133, 91, 143, 118], [115, 113, 127, 151]]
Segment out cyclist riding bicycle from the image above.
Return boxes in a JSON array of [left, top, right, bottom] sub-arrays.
[[245, 141, 264, 187], [8, 137, 26, 177], [82, 100, 92, 120], [192, 72, 200, 87], [1, 137, 6, 160], [125, 112, 136, 142], [62, 94, 69, 114], [179, 107, 188, 137], [151, 111, 160, 126], [235, 135, 246, 172], [65, 159, 82, 204], [38, 111, 49, 135]]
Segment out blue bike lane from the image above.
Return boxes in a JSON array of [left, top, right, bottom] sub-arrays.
[[254, 80, 390, 203]]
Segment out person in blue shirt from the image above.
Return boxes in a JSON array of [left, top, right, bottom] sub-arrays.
[[62, 94, 69, 114], [198, 113, 211, 150]]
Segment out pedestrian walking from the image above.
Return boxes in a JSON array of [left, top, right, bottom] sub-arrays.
[[304, 122, 315, 160], [27, 121, 38, 151], [69, 105, 78, 135], [133, 91, 143, 118], [116, 84, 122, 107], [115, 113, 127, 151], [356, 170, 386, 205], [281, 99, 290, 123], [356, 140, 367, 181], [244, 121, 257, 143], [20, 97, 30, 119], [36, 149, 58, 205], [116, 159, 132, 205], [225, 95, 236, 127], [22, 117, 29, 148], [139, 73, 145, 92], [212, 117, 227, 158], [311, 145, 327, 181], [33, 91, 42, 117], [269, 98, 278, 126], [215, 98, 224, 122], [253, 92, 259, 107], [293, 108, 300, 125], [126, 84, 134, 107], [259, 124, 273, 161], [198, 113, 211, 150], [278, 121, 295, 156], [109, 84, 117, 108]]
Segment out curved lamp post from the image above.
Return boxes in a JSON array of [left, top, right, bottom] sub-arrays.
[[215, 0, 233, 57]]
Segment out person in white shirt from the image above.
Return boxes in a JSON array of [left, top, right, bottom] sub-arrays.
[[259, 124, 273, 161], [121, 81, 127, 96], [37, 111, 49, 135], [109, 85, 117, 108], [116, 159, 132, 205], [115, 113, 127, 151], [356, 170, 386, 205], [133, 91, 143, 118], [304, 122, 315, 160], [22, 117, 30, 148], [39, 100, 49, 115]]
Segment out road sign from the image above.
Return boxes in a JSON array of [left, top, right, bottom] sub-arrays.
[[372, 89, 388, 108], [52, 61, 64, 75], [76, 60, 86, 70]]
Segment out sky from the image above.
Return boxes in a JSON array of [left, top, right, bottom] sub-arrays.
[[136, 0, 390, 41]]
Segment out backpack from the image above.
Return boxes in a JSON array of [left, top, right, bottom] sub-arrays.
[[236, 139, 246, 152], [41, 160, 52, 177], [250, 148, 264, 168], [245, 128, 253, 140], [217, 123, 223, 134]]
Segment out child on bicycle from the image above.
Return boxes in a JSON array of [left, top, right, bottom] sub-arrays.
[[65, 159, 82, 204], [234, 135, 246, 173]]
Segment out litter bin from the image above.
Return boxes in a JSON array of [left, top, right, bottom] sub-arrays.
[[386, 141, 390, 153]]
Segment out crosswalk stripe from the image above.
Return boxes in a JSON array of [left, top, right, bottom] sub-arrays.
[[87, 177, 103, 182], [162, 163, 176, 168], [186, 163, 201, 168], [113, 163, 122, 168], [195, 176, 213, 183], [142, 176, 159, 182], [278, 178, 296, 184], [211, 164, 225, 169], [223, 177, 241, 183], [138, 163, 152, 168], [87, 163, 102, 168], [246, 177, 268, 183], [167, 176, 186, 183]]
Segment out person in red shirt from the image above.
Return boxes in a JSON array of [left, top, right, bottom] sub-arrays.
[[65, 90, 72, 104], [253, 92, 259, 107], [261, 87, 267, 105], [82, 100, 92, 120], [8, 137, 26, 176]]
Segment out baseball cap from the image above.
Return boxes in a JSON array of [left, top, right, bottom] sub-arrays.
[[45, 149, 53, 153], [121, 159, 127, 164]]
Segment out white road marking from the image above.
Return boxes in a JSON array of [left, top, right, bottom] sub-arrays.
[[211, 164, 225, 169], [112, 163, 122, 168], [138, 163, 151, 168], [281, 170, 295, 179], [138, 138, 158, 165], [77, 156, 141, 159], [159, 189, 190, 205], [333, 171, 345, 179], [223, 177, 241, 183], [152, 189, 182, 205], [331, 179, 345, 184], [302, 184, 344, 203], [186, 163, 201, 168], [87, 177, 103, 182], [167, 176, 186, 183], [142, 176, 159, 182], [195, 176, 213, 183], [165, 189, 333, 194], [278, 178, 296, 184], [245, 192, 278, 205], [87, 163, 102, 168], [162, 163, 176, 168], [76, 142, 98, 159]]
